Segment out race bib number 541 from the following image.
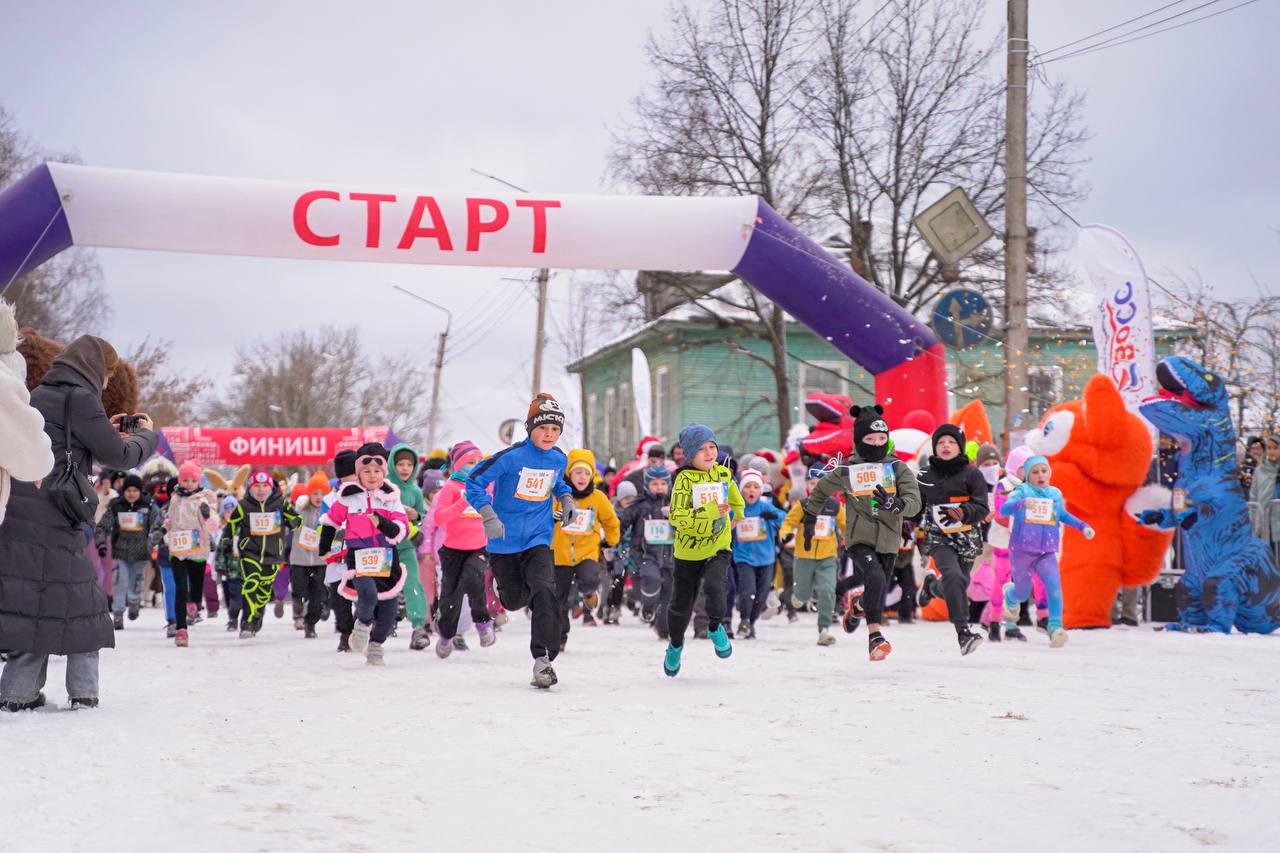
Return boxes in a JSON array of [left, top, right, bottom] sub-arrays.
[[515, 468, 554, 502]]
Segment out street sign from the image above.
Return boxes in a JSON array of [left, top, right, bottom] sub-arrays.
[[498, 418, 520, 446], [931, 289, 993, 349], [913, 187, 994, 265]]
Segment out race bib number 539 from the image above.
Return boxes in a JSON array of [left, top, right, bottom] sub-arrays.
[[515, 468, 554, 502]]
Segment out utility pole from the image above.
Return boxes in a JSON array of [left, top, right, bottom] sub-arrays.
[[470, 168, 550, 397], [1003, 0, 1030, 445], [392, 285, 451, 450]]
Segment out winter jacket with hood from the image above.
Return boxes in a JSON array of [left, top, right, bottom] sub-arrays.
[[320, 479, 409, 594], [387, 442, 426, 556], [163, 485, 223, 561], [731, 494, 783, 567], [669, 463, 745, 561], [465, 438, 572, 554], [780, 494, 846, 560], [0, 335, 158, 656], [226, 486, 300, 565], [95, 488, 162, 562], [0, 300, 54, 526], [617, 492, 675, 567], [431, 474, 489, 552], [552, 449, 621, 566], [1249, 455, 1279, 542], [916, 453, 989, 560], [998, 481, 1089, 553], [287, 496, 327, 567], [806, 451, 921, 555]]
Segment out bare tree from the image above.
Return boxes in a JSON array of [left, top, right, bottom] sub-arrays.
[[806, 0, 1089, 313], [207, 327, 432, 445], [610, 0, 821, 443], [0, 105, 110, 339], [124, 338, 213, 427]]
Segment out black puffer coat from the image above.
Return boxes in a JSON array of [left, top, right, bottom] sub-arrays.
[[0, 339, 157, 655]]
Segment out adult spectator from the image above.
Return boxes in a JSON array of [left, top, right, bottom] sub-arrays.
[[1249, 435, 1279, 560], [0, 300, 54, 527], [0, 335, 157, 711]]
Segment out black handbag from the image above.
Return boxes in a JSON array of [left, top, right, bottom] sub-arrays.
[[48, 388, 99, 526]]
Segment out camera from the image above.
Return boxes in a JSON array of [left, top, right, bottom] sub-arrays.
[[119, 415, 141, 433]]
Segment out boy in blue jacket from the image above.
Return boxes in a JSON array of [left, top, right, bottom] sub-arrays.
[[466, 393, 577, 689], [731, 468, 782, 638], [997, 455, 1095, 648]]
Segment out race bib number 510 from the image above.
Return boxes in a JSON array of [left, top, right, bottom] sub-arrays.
[[515, 468, 554, 502]]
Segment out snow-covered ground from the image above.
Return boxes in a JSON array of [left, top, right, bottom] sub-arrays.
[[4, 605, 1278, 852]]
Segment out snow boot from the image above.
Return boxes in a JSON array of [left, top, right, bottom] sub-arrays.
[[410, 626, 431, 650], [337, 633, 351, 653], [1036, 617, 1049, 635], [1049, 623, 1068, 648], [165, 622, 177, 639], [435, 634, 454, 659], [787, 610, 799, 624], [0, 692, 46, 712], [68, 697, 98, 709], [868, 631, 892, 661], [226, 620, 237, 632], [113, 612, 124, 631], [350, 620, 372, 654], [708, 625, 733, 659], [604, 605, 621, 625], [957, 627, 984, 656], [817, 629, 836, 647], [1000, 583, 1020, 624], [273, 599, 285, 619], [663, 643, 683, 677], [453, 636, 470, 651], [294, 616, 306, 631], [736, 621, 752, 639], [304, 624, 318, 638], [366, 642, 385, 666], [128, 602, 140, 621], [175, 629, 189, 647], [987, 622, 1001, 643], [477, 620, 497, 648], [238, 629, 255, 640], [1004, 624, 1028, 641], [531, 656, 558, 689]]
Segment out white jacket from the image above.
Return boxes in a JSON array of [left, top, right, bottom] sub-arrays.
[[0, 301, 55, 525]]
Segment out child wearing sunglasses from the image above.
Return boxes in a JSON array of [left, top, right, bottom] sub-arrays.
[[318, 443, 411, 666], [225, 468, 301, 638], [466, 393, 577, 689]]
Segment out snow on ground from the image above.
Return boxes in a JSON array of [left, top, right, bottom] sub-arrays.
[[3, 605, 1278, 853]]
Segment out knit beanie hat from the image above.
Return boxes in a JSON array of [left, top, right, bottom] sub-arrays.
[[1004, 446, 1034, 482], [449, 440, 481, 472], [355, 442, 389, 460], [306, 471, 330, 496], [220, 495, 238, 515], [739, 469, 765, 491], [851, 404, 890, 462], [807, 463, 828, 481], [642, 463, 672, 488], [422, 469, 445, 494], [333, 450, 357, 479], [122, 473, 144, 492], [615, 480, 638, 501], [526, 392, 565, 432], [248, 468, 272, 487], [567, 448, 597, 475], [931, 423, 966, 455], [678, 423, 716, 463], [1022, 454, 1051, 479], [975, 443, 1002, 468], [178, 461, 202, 482]]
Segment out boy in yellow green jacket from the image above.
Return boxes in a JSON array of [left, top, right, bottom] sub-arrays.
[[552, 448, 620, 648], [664, 424, 744, 677], [780, 465, 847, 646]]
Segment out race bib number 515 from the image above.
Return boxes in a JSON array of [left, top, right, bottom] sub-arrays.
[[1025, 498, 1055, 525]]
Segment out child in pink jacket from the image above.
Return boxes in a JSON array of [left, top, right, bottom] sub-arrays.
[[429, 441, 497, 658]]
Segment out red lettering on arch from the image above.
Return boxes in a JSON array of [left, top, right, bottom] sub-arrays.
[[349, 192, 396, 248], [516, 199, 561, 254], [397, 195, 454, 251], [293, 190, 340, 247], [466, 198, 509, 252]]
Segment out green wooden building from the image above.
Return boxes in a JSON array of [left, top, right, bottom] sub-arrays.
[[568, 306, 1191, 465]]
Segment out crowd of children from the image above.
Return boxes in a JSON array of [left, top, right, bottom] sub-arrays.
[[83, 391, 1107, 689]]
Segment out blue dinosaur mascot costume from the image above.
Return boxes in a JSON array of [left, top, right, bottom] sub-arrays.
[[1138, 356, 1280, 633]]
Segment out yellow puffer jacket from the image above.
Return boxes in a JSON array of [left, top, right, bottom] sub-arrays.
[[552, 449, 621, 566]]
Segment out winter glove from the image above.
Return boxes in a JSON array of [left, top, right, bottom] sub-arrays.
[[1180, 512, 1198, 530], [559, 497, 578, 530], [374, 513, 400, 539], [318, 526, 336, 556], [97, 543, 108, 558], [802, 512, 817, 551], [199, 503, 211, 520], [872, 485, 906, 515], [760, 507, 781, 522], [1138, 509, 1165, 526], [941, 505, 966, 523], [478, 505, 506, 541], [1083, 526, 1096, 539]]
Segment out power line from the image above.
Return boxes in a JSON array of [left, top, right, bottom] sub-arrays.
[[1038, 0, 1263, 66], [1036, 0, 1198, 58]]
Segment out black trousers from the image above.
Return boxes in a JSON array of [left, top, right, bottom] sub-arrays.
[[930, 543, 974, 631], [437, 546, 490, 639], [847, 544, 895, 625], [170, 558, 206, 630], [490, 546, 559, 661], [327, 580, 354, 636], [290, 564, 326, 626], [668, 551, 730, 648], [778, 549, 797, 617], [892, 551, 917, 619], [554, 559, 601, 645]]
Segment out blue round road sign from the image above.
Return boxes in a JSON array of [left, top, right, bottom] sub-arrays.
[[931, 289, 992, 349]]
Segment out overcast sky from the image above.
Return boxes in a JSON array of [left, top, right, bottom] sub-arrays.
[[2, 0, 1275, 451]]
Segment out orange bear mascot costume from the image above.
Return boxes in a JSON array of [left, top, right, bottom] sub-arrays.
[[1025, 375, 1172, 628]]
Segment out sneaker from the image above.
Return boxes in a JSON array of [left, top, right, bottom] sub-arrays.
[[640, 607, 655, 624], [1036, 617, 1050, 635], [1004, 625, 1028, 641], [435, 634, 454, 659], [1049, 624, 1069, 648], [868, 631, 892, 661], [817, 629, 836, 647], [1000, 582, 1020, 623], [186, 603, 198, 623], [987, 622, 1001, 642], [350, 621, 372, 654], [0, 692, 47, 712], [531, 656, 558, 688], [790, 594, 805, 610], [786, 611, 798, 624], [957, 627, 984, 656], [452, 636, 470, 652], [582, 610, 598, 628], [708, 625, 733, 659], [410, 626, 431, 650], [477, 620, 497, 648], [604, 606, 621, 625], [175, 628, 189, 647], [736, 621, 752, 639], [304, 625, 317, 639], [294, 616, 306, 631], [366, 642, 385, 666], [226, 621, 237, 632], [165, 622, 177, 639], [842, 605, 862, 635], [127, 602, 140, 621], [239, 629, 255, 640], [761, 591, 779, 620], [113, 612, 124, 631], [747, 622, 758, 639], [68, 697, 98, 709], [663, 643, 683, 677], [273, 600, 285, 619], [1119, 617, 1139, 628], [337, 633, 351, 653]]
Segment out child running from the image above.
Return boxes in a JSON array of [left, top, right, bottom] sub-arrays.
[[780, 464, 847, 646], [95, 473, 160, 631], [663, 423, 744, 677], [226, 469, 300, 639], [987, 445, 1046, 641], [214, 495, 243, 631], [997, 454, 1095, 648], [430, 440, 497, 659], [804, 405, 920, 659], [318, 443, 410, 665], [387, 442, 432, 650], [162, 462, 222, 647], [323, 450, 358, 652], [617, 464, 675, 639], [915, 424, 989, 655], [552, 448, 620, 650], [465, 393, 576, 689], [288, 472, 330, 639], [731, 468, 782, 639]]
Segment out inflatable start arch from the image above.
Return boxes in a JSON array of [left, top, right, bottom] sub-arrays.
[[0, 163, 946, 424]]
